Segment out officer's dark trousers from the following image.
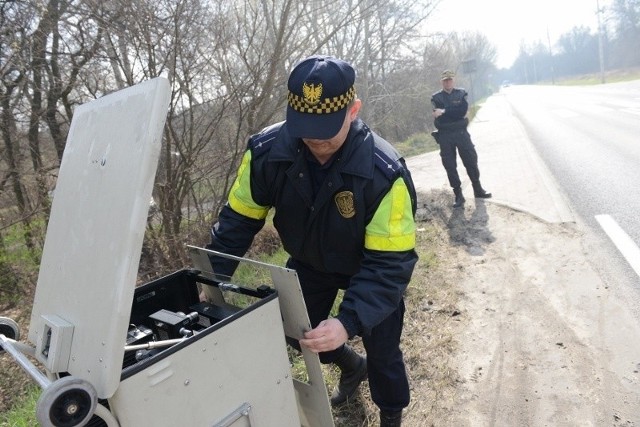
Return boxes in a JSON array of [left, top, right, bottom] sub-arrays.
[[438, 129, 480, 189], [286, 258, 410, 412]]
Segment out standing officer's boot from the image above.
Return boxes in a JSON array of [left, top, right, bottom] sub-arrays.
[[330, 346, 367, 406], [380, 410, 403, 427], [453, 187, 465, 208], [472, 181, 492, 198]]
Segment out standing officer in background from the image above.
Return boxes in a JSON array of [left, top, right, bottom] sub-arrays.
[[431, 69, 491, 207], [203, 55, 418, 427]]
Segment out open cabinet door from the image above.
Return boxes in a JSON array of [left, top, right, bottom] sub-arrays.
[[28, 78, 171, 399]]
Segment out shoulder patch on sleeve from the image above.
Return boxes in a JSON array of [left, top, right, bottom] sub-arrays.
[[248, 121, 284, 157], [373, 137, 403, 181], [372, 135, 417, 215]]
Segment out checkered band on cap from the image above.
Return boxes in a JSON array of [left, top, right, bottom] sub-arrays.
[[288, 86, 356, 114]]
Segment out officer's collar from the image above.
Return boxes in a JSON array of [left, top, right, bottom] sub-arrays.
[[336, 119, 374, 178], [273, 119, 374, 179]]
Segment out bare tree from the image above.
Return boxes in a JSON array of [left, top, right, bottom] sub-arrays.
[[0, 0, 455, 290], [1, 1, 40, 256], [610, 0, 640, 66], [555, 26, 599, 75]]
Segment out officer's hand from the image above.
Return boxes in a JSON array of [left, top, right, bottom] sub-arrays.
[[432, 108, 445, 118], [299, 318, 348, 354]]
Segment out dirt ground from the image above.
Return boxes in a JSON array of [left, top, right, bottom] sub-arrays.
[[3, 189, 640, 426], [399, 189, 640, 427]]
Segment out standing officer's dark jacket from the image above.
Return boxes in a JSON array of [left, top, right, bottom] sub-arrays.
[[207, 118, 418, 338], [431, 87, 470, 132]]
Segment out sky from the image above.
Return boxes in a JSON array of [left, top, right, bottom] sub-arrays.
[[427, 0, 605, 68]]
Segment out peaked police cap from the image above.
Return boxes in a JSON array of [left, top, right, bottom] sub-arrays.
[[441, 69, 455, 80], [286, 55, 356, 139]]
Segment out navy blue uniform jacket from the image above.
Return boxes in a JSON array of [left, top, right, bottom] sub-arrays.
[[207, 118, 418, 338]]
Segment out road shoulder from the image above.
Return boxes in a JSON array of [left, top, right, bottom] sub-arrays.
[[407, 190, 640, 426]]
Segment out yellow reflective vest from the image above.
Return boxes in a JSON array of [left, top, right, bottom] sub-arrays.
[[208, 119, 418, 336]]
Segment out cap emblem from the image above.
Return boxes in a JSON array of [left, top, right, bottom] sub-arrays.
[[303, 82, 323, 106]]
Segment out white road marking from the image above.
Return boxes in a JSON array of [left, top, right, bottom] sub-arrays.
[[595, 214, 640, 278]]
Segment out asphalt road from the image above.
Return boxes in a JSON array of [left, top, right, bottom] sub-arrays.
[[503, 82, 640, 242], [501, 81, 640, 294]]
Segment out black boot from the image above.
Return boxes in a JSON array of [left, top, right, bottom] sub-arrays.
[[380, 410, 403, 427], [453, 187, 465, 208], [472, 181, 492, 198], [330, 346, 367, 406]]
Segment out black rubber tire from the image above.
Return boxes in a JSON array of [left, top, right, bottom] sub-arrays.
[[0, 317, 20, 353], [36, 376, 98, 427]]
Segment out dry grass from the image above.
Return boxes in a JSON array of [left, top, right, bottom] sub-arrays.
[[330, 190, 465, 426]]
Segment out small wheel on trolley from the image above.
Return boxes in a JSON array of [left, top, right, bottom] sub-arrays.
[[36, 376, 98, 427], [0, 316, 20, 353]]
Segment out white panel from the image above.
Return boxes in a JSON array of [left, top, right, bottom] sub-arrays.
[[28, 78, 171, 398], [187, 246, 335, 427], [110, 299, 300, 426], [268, 267, 334, 427]]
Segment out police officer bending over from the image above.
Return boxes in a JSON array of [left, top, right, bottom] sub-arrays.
[[431, 69, 491, 207], [203, 55, 418, 427]]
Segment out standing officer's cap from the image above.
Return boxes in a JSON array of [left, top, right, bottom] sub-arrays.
[[441, 70, 455, 80], [286, 55, 356, 139]]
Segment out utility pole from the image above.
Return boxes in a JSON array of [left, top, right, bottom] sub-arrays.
[[597, 0, 606, 83], [547, 26, 555, 84], [461, 59, 476, 106]]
